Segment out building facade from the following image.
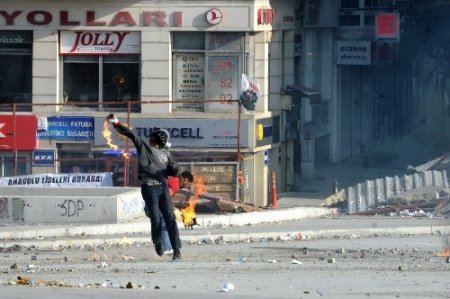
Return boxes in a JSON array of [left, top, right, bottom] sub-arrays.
[[293, 0, 450, 180], [0, 0, 299, 206]]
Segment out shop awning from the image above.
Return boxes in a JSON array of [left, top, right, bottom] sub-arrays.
[[281, 85, 321, 105]]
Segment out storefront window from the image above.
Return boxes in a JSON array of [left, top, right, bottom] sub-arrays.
[[103, 56, 140, 110], [60, 31, 141, 112], [0, 154, 29, 176], [0, 31, 32, 112], [172, 32, 244, 112], [63, 55, 140, 111], [63, 56, 99, 108]]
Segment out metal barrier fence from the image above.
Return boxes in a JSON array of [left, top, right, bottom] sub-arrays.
[[1, 100, 243, 200]]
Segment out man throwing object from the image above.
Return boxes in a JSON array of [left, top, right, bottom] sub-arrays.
[[106, 113, 182, 261]]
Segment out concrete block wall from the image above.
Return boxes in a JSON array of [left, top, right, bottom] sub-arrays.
[[0, 187, 145, 224], [347, 170, 448, 214]]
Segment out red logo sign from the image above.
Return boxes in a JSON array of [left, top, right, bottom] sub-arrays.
[[69, 31, 129, 53], [257, 8, 276, 25], [206, 8, 223, 25], [0, 115, 38, 151], [376, 13, 399, 39]]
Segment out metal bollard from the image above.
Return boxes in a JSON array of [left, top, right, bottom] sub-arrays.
[[332, 179, 339, 194]]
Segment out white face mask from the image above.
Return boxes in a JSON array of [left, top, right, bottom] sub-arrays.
[[160, 129, 171, 149]]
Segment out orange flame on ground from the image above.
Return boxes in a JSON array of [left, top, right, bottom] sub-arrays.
[[181, 176, 206, 229], [437, 248, 450, 257]]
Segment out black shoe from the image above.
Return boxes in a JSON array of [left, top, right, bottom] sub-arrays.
[[155, 242, 164, 257], [172, 249, 181, 261]]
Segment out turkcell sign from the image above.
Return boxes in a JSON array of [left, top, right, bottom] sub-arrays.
[[94, 118, 249, 148], [38, 116, 95, 141], [336, 40, 371, 65], [135, 127, 203, 139]]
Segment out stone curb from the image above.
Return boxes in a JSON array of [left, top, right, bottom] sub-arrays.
[[1, 225, 449, 249], [0, 207, 332, 241]]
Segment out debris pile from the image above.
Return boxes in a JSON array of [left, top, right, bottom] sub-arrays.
[[321, 154, 450, 217]]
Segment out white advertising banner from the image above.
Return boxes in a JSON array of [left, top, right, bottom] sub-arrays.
[[0, 173, 113, 188], [59, 31, 140, 55], [174, 53, 205, 111], [94, 118, 249, 148], [205, 55, 240, 112]]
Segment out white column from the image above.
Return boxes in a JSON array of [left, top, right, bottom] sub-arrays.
[[140, 29, 171, 114], [33, 30, 58, 113]]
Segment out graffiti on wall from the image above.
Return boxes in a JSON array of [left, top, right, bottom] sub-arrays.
[[0, 197, 8, 218], [59, 199, 86, 218], [119, 195, 143, 217]]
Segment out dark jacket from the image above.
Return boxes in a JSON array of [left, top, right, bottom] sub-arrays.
[[113, 122, 179, 183]]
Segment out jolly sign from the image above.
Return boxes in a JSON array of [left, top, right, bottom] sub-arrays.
[[59, 31, 140, 54]]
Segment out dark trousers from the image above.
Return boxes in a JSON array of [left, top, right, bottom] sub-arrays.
[[141, 183, 181, 250]]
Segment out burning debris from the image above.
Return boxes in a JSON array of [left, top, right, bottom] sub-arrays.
[[181, 197, 199, 229], [180, 176, 206, 229], [436, 248, 450, 257]]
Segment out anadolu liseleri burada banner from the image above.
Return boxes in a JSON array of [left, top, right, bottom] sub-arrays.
[[0, 173, 113, 188]]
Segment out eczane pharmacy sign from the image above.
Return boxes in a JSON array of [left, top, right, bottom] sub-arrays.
[[336, 40, 371, 65]]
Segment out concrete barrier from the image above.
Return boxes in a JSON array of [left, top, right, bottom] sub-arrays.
[[0, 187, 145, 224], [347, 170, 449, 214]]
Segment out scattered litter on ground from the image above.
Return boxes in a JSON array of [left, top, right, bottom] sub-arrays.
[[119, 236, 133, 246], [221, 282, 235, 292]]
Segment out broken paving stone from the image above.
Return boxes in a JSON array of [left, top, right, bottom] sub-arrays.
[[327, 258, 336, 264], [31, 255, 37, 261], [293, 233, 305, 240], [291, 259, 303, 265], [122, 255, 135, 262], [267, 259, 278, 263], [280, 235, 292, 242], [26, 264, 36, 273], [126, 282, 137, 289], [88, 252, 101, 261], [98, 262, 109, 268], [154, 285, 160, 289], [10, 263, 18, 270], [337, 248, 346, 254]]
